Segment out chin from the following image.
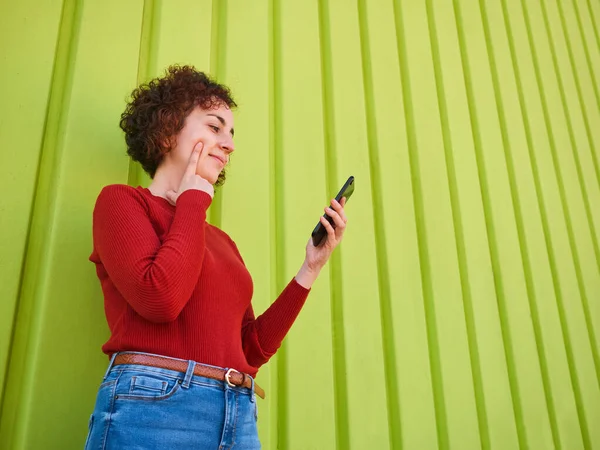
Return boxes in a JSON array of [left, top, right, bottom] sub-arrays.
[[196, 171, 218, 185]]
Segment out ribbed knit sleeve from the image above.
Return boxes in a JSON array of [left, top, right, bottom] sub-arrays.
[[92, 185, 212, 323], [241, 279, 311, 367]]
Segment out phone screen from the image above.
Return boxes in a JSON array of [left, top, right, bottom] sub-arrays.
[[311, 176, 354, 246]]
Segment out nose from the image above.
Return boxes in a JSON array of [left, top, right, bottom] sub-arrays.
[[220, 135, 235, 153]]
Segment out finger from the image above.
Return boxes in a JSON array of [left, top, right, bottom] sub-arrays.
[[340, 197, 347, 207], [325, 206, 346, 229], [320, 216, 337, 244], [185, 142, 204, 177], [334, 223, 346, 239], [331, 199, 347, 223]]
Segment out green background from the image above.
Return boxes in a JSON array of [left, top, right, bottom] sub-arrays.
[[1, 0, 599, 448]]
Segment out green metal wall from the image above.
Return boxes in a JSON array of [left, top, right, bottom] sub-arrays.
[[1, 0, 599, 448]]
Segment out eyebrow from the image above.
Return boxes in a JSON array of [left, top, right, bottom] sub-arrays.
[[206, 114, 234, 137]]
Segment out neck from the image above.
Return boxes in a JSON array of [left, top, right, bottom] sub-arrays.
[[148, 163, 183, 199]]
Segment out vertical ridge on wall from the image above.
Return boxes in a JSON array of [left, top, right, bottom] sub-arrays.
[[364, 0, 440, 446], [500, 0, 590, 448], [554, 0, 600, 201], [424, 1, 490, 448], [585, 0, 600, 53], [392, 0, 448, 448], [478, 0, 565, 447], [128, 0, 159, 188], [355, 1, 401, 449], [208, 0, 227, 229], [522, 0, 600, 393], [0, 0, 62, 418], [570, 0, 600, 116], [540, 0, 600, 277], [452, 0, 533, 448], [316, 1, 350, 448], [136, 0, 159, 85], [0, 0, 71, 432], [0, 0, 67, 417], [268, 0, 289, 447], [538, 0, 600, 377], [326, 0, 391, 444], [209, 0, 227, 87], [317, 0, 350, 444], [0, 0, 83, 447]]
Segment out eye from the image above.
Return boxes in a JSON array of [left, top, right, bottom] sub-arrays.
[[209, 124, 220, 133]]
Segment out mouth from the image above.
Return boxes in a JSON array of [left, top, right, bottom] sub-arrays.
[[209, 154, 227, 165]]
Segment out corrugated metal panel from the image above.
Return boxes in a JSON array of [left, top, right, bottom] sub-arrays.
[[0, 0, 598, 448]]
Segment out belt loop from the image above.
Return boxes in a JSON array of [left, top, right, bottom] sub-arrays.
[[182, 360, 196, 389], [103, 352, 119, 381], [249, 376, 256, 403]]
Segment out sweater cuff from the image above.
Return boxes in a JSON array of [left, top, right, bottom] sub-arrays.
[[177, 189, 213, 211], [169, 190, 212, 244], [289, 277, 312, 295]]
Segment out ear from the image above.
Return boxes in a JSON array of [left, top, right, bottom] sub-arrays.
[[161, 138, 172, 150]]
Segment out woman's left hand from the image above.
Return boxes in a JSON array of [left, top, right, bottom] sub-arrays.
[[304, 197, 348, 272]]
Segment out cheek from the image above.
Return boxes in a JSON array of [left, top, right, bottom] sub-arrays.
[[197, 152, 208, 166], [200, 132, 218, 147], [196, 151, 215, 173], [177, 123, 208, 148], [169, 147, 189, 168], [172, 134, 194, 160], [172, 129, 217, 167]]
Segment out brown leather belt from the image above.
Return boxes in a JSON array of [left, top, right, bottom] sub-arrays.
[[113, 353, 265, 399]]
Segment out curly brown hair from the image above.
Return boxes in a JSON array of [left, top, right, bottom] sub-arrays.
[[119, 65, 236, 185]]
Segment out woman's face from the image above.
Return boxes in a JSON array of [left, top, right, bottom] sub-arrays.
[[169, 103, 235, 184]]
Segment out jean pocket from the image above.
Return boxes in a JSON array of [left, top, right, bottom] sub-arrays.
[[115, 373, 181, 402], [129, 375, 168, 396]]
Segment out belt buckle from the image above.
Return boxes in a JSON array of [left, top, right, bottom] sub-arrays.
[[225, 368, 240, 387]]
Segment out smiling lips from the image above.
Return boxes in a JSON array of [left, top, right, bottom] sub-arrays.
[[209, 154, 227, 165]]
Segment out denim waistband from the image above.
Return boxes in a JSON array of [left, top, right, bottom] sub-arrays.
[[103, 351, 256, 402]]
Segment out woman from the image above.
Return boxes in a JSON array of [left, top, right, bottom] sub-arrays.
[[84, 65, 348, 449]]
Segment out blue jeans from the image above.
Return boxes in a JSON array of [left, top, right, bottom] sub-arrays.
[[84, 352, 261, 449]]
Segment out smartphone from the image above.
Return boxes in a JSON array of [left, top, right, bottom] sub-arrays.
[[311, 176, 355, 246]]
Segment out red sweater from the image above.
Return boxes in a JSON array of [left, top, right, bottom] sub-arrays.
[[90, 184, 310, 377]]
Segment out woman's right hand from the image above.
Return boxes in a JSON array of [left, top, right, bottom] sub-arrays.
[[166, 142, 214, 205]]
